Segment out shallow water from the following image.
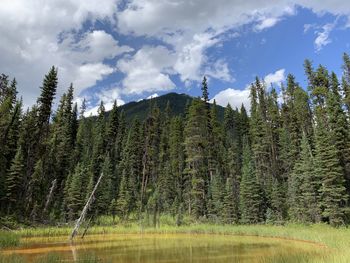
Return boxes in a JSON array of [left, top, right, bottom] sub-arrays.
[[2, 233, 326, 262]]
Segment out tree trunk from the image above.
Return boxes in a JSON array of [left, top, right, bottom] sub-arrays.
[[70, 172, 103, 241]]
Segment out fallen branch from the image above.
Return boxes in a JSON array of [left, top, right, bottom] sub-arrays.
[[43, 179, 57, 216], [70, 172, 103, 241]]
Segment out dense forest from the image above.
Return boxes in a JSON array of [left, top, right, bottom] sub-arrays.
[[2, 53, 350, 227]]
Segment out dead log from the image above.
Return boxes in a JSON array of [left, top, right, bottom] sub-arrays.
[[81, 217, 92, 239], [43, 179, 57, 215], [70, 172, 103, 241]]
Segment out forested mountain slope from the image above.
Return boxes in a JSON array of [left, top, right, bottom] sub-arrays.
[[112, 92, 225, 122], [1, 54, 350, 227]]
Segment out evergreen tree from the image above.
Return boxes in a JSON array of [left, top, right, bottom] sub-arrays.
[[184, 98, 208, 218], [342, 53, 350, 113], [66, 163, 85, 220], [327, 72, 350, 196], [116, 170, 131, 220], [5, 146, 24, 213], [95, 155, 113, 215], [222, 177, 237, 224], [315, 120, 348, 226], [169, 116, 185, 215], [240, 139, 263, 224], [36, 66, 58, 132], [250, 79, 270, 213], [201, 76, 209, 103]]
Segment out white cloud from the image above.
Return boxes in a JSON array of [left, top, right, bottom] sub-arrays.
[[173, 32, 223, 82], [0, 0, 124, 106], [304, 23, 316, 33], [147, 93, 159, 99], [117, 46, 176, 94], [255, 17, 280, 31], [2, 0, 350, 108], [211, 87, 250, 112], [205, 59, 233, 82], [62, 30, 133, 64], [83, 87, 125, 116], [264, 69, 286, 87], [314, 23, 335, 52], [297, 1, 350, 17], [72, 63, 115, 93], [117, 0, 295, 85]]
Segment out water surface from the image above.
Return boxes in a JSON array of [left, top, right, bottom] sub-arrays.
[[2, 233, 326, 262]]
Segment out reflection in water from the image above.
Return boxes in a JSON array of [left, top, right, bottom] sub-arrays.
[[2, 233, 325, 263], [69, 243, 77, 262]]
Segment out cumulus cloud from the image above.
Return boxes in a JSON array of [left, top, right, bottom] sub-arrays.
[[264, 69, 286, 87], [117, 46, 176, 94], [0, 0, 125, 106], [2, 0, 350, 108], [117, 0, 295, 86], [61, 30, 133, 64], [211, 87, 251, 112]]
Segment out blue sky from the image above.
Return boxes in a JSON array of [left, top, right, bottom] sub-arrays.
[[1, 1, 350, 115]]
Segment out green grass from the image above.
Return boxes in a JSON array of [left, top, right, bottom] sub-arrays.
[[0, 231, 19, 248], [0, 253, 105, 263]]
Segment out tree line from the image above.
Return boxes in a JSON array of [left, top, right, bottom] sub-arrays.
[[1, 53, 350, 227]]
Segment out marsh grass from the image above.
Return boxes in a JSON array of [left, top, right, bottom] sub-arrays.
[[3, 216, 350, 263], [0, 231, 20, 248], [0, 253, 107, 263]]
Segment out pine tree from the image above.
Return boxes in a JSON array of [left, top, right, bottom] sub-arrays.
[[140, 103, 161, 213], [201, 76, 209, 103], [90, 101, 107, 182], [169, 116, 185, 215], [222, 177, 237, 224], [208, 168, 224, 219], [158, 102, 174, 212], [67, 163, 85, 220], [119, 119, 143, 213], [327, 72, 350, 196], [315, 120, 348, 226], [342, 53, 350, 113], [5, 146, 24, 213], [307, 62, 348, 226], [250, 79, 270, 214], [299, 134, 320, 223], [95, 155, 113, 215], [0, 77, 21, 212], [116, 170, 130, 220], [240, 139, 263, 224], [36, 66, 58, 132], [184, 98, 208, 218]]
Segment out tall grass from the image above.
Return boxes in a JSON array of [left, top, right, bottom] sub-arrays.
[[0, 253, 105, 263], [0, 231, 19, 248]]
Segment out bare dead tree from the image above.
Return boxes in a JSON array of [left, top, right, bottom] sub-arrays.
[[70, 172, 103, 241], [43, 179, 57, 216]]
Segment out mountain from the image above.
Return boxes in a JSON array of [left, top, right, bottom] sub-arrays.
[[116, 92, 226, 122]]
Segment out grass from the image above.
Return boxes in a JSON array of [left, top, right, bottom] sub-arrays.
[[1, 216, 350, 262], [0, 253, 106, 263], [0, 231, 19, 248]]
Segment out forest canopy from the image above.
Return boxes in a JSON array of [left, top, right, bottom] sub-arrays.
[[1, 53, 350, 227]]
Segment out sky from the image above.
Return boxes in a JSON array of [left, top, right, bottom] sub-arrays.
[[1, 1, 350, 115]]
